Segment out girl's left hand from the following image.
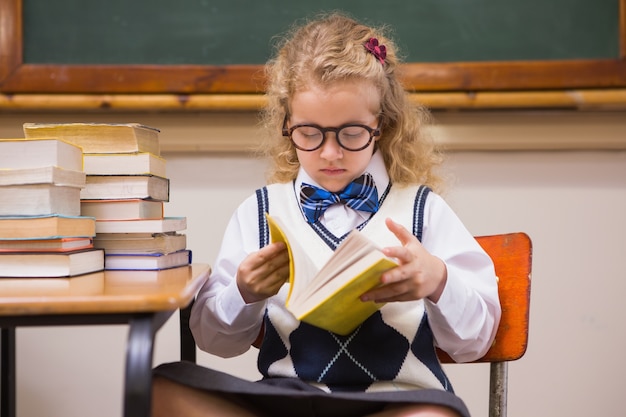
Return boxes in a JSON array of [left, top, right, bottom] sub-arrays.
[[360, 217, 447, 304]]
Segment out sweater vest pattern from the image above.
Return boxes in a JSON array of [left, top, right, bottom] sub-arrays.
[[254, 183, 452, 393]]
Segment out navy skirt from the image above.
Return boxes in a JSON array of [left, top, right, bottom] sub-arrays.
[[153, 361, 470, 417]]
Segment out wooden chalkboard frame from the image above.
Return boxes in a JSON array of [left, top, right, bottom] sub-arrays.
[[1, 0, 625, 109]]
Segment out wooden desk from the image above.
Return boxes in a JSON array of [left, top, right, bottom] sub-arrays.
[[0, 263, 210, 417]]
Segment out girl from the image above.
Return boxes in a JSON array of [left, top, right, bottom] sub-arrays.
[[153, 12, 500, 417]]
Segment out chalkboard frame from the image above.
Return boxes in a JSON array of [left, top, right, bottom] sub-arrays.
[[1, 0, 625, 97]]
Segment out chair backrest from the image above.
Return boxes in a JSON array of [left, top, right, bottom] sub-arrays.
[[437, 232, 533, 417]]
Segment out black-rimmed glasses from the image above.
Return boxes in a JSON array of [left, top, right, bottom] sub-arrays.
[[282, 118, 380, 152]]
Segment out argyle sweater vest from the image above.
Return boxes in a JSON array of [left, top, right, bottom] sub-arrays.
[[254, 182, 453, 393]]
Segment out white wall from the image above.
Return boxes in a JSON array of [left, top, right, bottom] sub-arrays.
[[1, 111, 625, 417]]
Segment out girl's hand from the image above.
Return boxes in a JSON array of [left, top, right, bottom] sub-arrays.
[[361, 218, 447, 304], [236, 242, 290, 304]]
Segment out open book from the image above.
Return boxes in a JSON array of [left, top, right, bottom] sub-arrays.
[[266, 213, 398, 335]]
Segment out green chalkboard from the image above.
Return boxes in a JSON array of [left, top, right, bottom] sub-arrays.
[[23, 0, 620, 65], [3, 0, 623, 95]]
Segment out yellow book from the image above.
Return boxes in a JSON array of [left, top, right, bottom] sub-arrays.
[[22, 122, 160, 155], [266, 213, 397, 335]]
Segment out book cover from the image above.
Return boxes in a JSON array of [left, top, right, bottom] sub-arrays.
[[266, 213, 397, 335], [22, 122, 160, 155], [80, 175, 169, 201], [0, 248, 105, 277], [81, 199, 164, 220], [0, 215, 96, 240], [0, 166, 86, 187], [83, 152, 166, 176], [93, 232, 186, 254], [95, 216, 187, 234], [0, 138, 83, 171], [0, 237, 93, 252], [0, 183, 82, 216], [104, 249, 191, 271]]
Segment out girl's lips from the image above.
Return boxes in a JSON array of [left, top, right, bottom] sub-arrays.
[[320, 168, 346, 175]]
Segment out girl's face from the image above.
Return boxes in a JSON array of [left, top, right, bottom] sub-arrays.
[[289, 80, 381, 193]]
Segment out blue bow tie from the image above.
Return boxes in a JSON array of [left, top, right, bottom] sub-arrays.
[[300, 173, 379, 224]]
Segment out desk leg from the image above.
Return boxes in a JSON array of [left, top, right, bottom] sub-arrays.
[[1, 328, 16, 417], [123, 312, 171, 417], [179, 300, 196, 363]]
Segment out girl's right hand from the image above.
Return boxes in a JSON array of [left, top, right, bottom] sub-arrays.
[[236, 242, 290, 304]]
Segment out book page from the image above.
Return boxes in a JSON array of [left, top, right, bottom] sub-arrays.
[[309, 230, 379, 292], [294, 252, 385, 308], [292, 252, 396, 326]]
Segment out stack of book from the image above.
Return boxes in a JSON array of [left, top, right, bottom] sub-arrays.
[[0, 138, 104, 278], [23, 122, 190, 272]]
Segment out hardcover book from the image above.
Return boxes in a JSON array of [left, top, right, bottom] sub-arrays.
[[104, 249, 191, 271], [0, 248, 104, 277], [23, 122, 161, 155], [95, 217, 186, 234], [0, 138, 83, 171], [81, 199, 164, 220], [266, 214, 397, 335], [0, 215, 96, 240], [93, 232, 186, 254], [80, 175, 169, 201], [0, 166, 85, 188], [83, 152, 166, 177], [0, 183, 82, 216], [0, 237, 93, 252]]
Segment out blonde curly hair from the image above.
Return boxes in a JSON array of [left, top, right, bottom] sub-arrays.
[[259, 12, 443, 192]]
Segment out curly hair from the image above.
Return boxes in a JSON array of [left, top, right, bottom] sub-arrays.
[[259, 12, 444, 192]]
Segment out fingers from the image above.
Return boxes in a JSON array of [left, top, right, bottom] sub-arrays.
[[362, 218, 446, 303], [384, 217, 414, 246], [256, 242, 290, 278], [361, 281, 416, 303], [361, 255, 448, 303], [382, 218, 422, 259], [361, 277, 427, 303], [237, 242, 291, 303], [361, 266, 422, 303]]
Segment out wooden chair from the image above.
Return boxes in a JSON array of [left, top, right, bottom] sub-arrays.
[[437, 232, 533, 417], [179, 232, 532, 417]]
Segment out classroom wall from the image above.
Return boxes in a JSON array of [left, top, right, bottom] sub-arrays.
[[1, 110, 625, 417]]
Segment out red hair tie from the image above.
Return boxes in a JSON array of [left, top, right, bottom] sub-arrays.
[[364, 38, 386, 65]]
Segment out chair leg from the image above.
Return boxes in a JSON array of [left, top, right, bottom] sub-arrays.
[[489, 361, 508, 417]]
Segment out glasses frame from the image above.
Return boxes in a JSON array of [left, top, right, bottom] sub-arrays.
[[282, 117, 381, 152]]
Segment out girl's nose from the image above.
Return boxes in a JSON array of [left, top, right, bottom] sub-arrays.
[[319, 132, 343, 160]]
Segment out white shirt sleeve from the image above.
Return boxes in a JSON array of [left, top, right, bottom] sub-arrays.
[[189, 194, 267, 357], [421, 193, 501, 363]]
